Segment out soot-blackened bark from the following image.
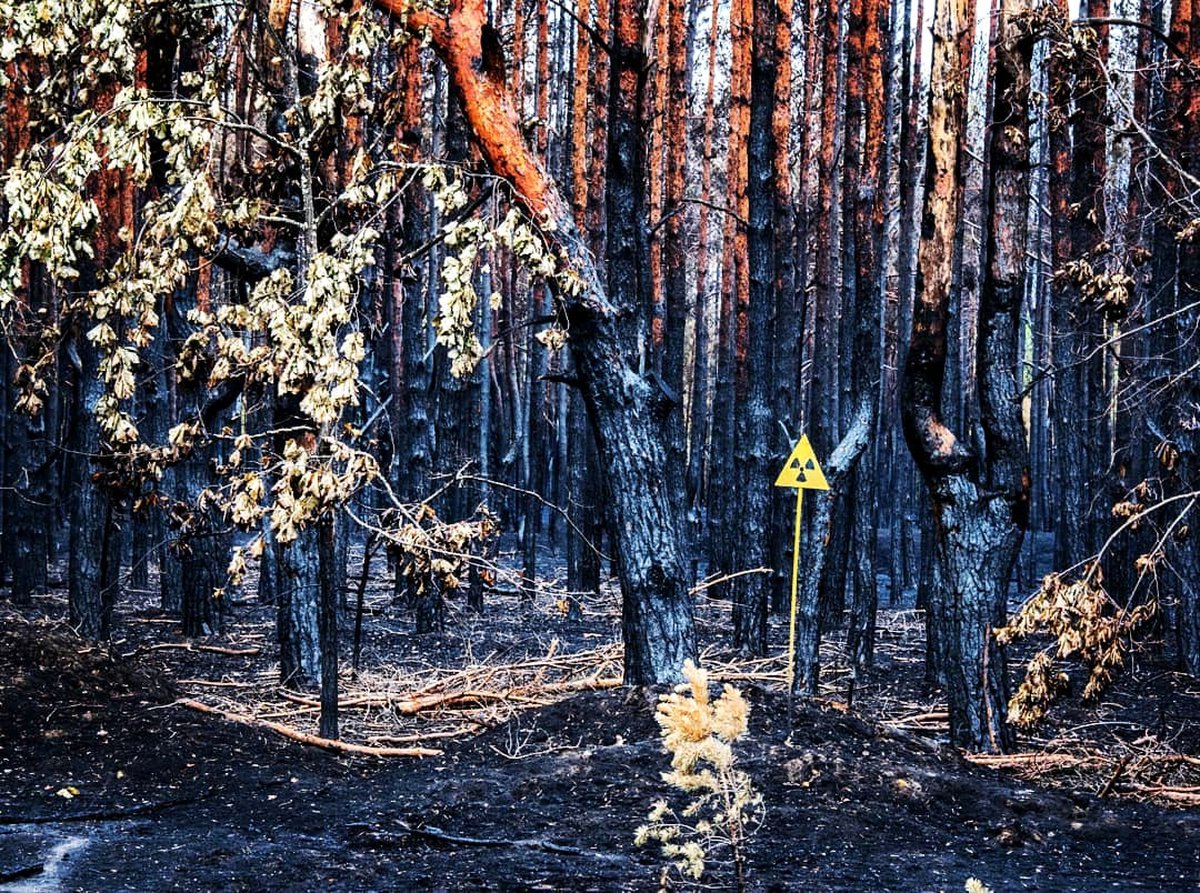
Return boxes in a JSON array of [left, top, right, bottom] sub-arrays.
[[171, 285, 229, 639], [566, 387, 602, 599], [317, 512, 339, 738], [391, 38, 432, 606], [413, 574, 445, 634], [68, 328, 122, 640], [277, 520, 321, 688], [1167, 0, 1200, 672], [732, 0, 780, 656], [4, 310, 51, 604], [392, 0, 696, 683], [177, 447, 228, 638], [900, 0, 1031, 752], [274, 399, 321, 688], [844, 0, 887, 672]]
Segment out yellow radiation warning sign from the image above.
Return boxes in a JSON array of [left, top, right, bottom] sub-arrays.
[[774, 435, 829, 490], [777, 434, 827, 697]]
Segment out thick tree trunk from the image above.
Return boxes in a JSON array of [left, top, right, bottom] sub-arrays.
[[277, 518, 321, 687], [397, 0, 696, 683], [68, 330, 122, 640], [900, 0, 1031, 752]]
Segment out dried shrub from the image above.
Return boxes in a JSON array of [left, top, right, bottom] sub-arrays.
[[635, 660, 763, 891]]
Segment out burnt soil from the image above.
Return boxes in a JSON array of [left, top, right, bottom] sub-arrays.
[[2, 570, 1200, 892]]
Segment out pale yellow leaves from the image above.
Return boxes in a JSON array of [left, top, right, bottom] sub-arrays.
[[638, 660, 761, 886]]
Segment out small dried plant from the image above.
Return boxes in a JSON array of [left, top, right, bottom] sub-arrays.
[[635, 660, 763, 890]]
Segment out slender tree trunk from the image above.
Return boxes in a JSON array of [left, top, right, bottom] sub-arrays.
[[318, 511, 339, 737], [845, 0, 887, 673], [1165, 0, 1200, 670], [767, 0, 797, 613], [686, 0, 721, 531]]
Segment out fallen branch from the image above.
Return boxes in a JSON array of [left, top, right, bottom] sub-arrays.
[[278, 676, 622, 714], [278, 688, 504, 713], [1098, 755, 1131, 798], [876, 724, 946, 753], [148, 643, 261, 656], [689, 567, 772, 595], [1124, 784, 1200, 804], [366, 729, 475, 745], [175, 698, 441, 758], [889, 710, 949, 727], [964, 752, 1108, 771]]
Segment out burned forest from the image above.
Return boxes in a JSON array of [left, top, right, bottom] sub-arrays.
[[1, 0, 1200, 888]]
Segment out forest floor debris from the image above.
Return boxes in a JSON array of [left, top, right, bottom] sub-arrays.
[[2, 568, 1199, 890]]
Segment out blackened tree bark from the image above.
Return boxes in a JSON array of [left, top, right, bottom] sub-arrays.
[[172, 273, 229, 639], [397, 0, 697, 683], [3, 277, 52, 606], [317, 511, 339, 738], [276, 431, 321, 688], [68, 82, 130, 640], [731, 0, 778, 655], [68, 321, 122, 640], [566, 0, 609, 603], [394, 38, 433, 519], [845, 0, 887, 673], [1, 74, 50, 606], [900, 0, 1031, 752], [766, 0, 797, 614], [1054, 3, 1109, 570], [1163, 0, 1200, 671], [662, 0, 689, 477]]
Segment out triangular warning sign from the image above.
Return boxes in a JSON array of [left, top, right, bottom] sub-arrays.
[[774, 435, 829, 490]]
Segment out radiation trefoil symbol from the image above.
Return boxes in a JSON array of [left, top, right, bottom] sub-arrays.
[[774, 435, 829, 490]]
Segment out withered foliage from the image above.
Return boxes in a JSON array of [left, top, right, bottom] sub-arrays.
[[999, 569, 1158, 728], [389, 504, 499, 597]]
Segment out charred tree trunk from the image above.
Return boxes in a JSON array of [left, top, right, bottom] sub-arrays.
[[173, 272, 228, 639], [1165, 0, 1200, 671], [900, 0, 1031, 752], [845, 0, 887, 673], [397, 0, 697, 683], [731, 0, 778, 656], [3, 280, 51, 606], [68, 325, 122, 640]]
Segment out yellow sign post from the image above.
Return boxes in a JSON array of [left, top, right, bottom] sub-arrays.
[[775, 435, 828, 694]]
